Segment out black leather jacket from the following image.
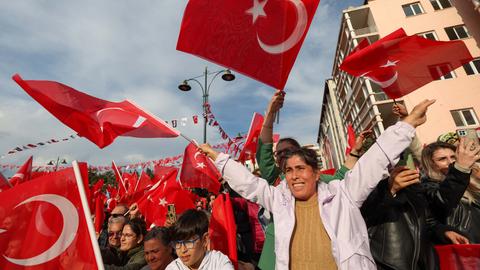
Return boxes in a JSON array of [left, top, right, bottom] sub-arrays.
[[361, 164, 470, 270], [433, 197, 480, 244]]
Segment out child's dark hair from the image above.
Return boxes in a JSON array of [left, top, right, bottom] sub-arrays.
[[172, 209, 209, 241], [280, 147, 319, 172]]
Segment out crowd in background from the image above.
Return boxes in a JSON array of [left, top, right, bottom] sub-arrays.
[[94, 91, 480, 270]]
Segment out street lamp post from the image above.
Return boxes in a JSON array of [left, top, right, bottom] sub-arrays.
[[47, 157, 67, 171], [178, 67, 235, 144]]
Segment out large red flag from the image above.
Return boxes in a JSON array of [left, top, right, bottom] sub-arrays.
[[209, 193, 238, 269], [238, 113, 264, 163], [9, 156, 33, 186], [0, 165, 102, 269], [13, 74, 180, 148], [435, 244, 480, 270], [177, 0, 321, 89], [180, 142, 221, 194], [137, 169, 194, 227], [340, 28, 473, 99], [345, 124, 356, 155]]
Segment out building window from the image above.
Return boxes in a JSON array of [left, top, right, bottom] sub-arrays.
[[463, 58, 480, 75], [402, 2, 425, 16], [418, 31, 438, 40], [450, 108, 479, 127], [445, 25, 470, 40], [429, 64, 456, 80], [430, 0, 452, 10]]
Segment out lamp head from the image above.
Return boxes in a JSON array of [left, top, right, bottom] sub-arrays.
[[221, 70, 235, 81], [178, 81, 191, 91]]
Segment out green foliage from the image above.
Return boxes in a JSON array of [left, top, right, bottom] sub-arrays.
[[88, 168, 117, 190]]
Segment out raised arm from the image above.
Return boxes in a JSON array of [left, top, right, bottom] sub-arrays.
[[257, 90, 285, 184], [199, 144, 276, 213], [344, 99, 435, 207]]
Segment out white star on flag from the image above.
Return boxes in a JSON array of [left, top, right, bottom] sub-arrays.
[[246, 0, 268, 24], [147, 195, 153, 202], [158, 197, 167, 206], [381, 60, 399, 68], [196, 162, 206, 169]]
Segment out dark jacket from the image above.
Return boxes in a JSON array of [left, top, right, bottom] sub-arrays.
[[360, 164, 470, 270], [105, 245, 147, 270], [433, 198, 480, 244]]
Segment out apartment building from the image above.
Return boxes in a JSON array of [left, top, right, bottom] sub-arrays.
[[318, 0, 480, 168]]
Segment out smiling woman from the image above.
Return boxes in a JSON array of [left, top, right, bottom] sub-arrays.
[[199, 99, 435, 270]]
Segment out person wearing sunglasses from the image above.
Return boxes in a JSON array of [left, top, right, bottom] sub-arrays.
[[166, 209, 233, 270]]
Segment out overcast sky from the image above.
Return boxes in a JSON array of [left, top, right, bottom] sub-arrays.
[[0, 0, 363, 171]]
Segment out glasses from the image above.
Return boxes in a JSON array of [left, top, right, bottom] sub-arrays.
[[110, 213, 125, 218], [108, 231, 122, 238], [173, 236, 200, 250]]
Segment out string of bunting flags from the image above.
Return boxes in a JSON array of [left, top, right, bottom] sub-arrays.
[[0, 105, 247, 172], [0, 114, 206, 159]]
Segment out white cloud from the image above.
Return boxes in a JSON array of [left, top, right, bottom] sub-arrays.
[[0, 0, 363, 171]]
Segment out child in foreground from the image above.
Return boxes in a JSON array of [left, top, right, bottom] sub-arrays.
[[165, 209, 233, 270]]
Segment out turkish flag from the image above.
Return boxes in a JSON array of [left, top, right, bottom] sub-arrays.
[[340, 28, 473, 99], [136, 169, 194, 227], [0, 166, 101, 269], [9, 156, 33, 186], [209, 193, 238, 269], [90, 179, 105, 234], [435, 244, 480, 270], [238, 112, 264, 163], [180, 142, 221, 194], [152, 165, 178, 185], [111, 161, 127, 200], [0, 172, 12, 192], [13, 74, 180, 148], [177, 0, 321, 89], [345, 124, 356, 155], [135, 170, 152, 193]]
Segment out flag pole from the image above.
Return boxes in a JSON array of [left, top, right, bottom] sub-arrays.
[[72, 161, 106, 270]]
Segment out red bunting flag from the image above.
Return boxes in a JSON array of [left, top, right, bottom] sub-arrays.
[[177, 0, 321, 89], [180, 142, 221, 194], [345, 124, 356, 155], [238, 112, 264, 163], [13, 74, 180, 148], [340, 28, 473, 99], [137, 168, 194, 227], [0, 164, 103, 269], [9, 156, 33, 187], [209, 193, 238, 269]]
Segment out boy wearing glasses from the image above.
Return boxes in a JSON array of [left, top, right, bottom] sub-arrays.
[[166, 209, 233, 270]]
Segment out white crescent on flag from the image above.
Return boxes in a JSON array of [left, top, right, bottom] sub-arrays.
[[250, 0, 308, 54], [4, 194, 79, 266]]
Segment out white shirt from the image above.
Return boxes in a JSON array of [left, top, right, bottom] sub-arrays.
[[165, 250, 234, 270]]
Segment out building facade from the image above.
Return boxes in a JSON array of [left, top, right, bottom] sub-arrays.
[[318, 0, 480, 168]]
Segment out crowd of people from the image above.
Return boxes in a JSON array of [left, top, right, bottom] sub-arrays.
[[94, 91, 480, 270]]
